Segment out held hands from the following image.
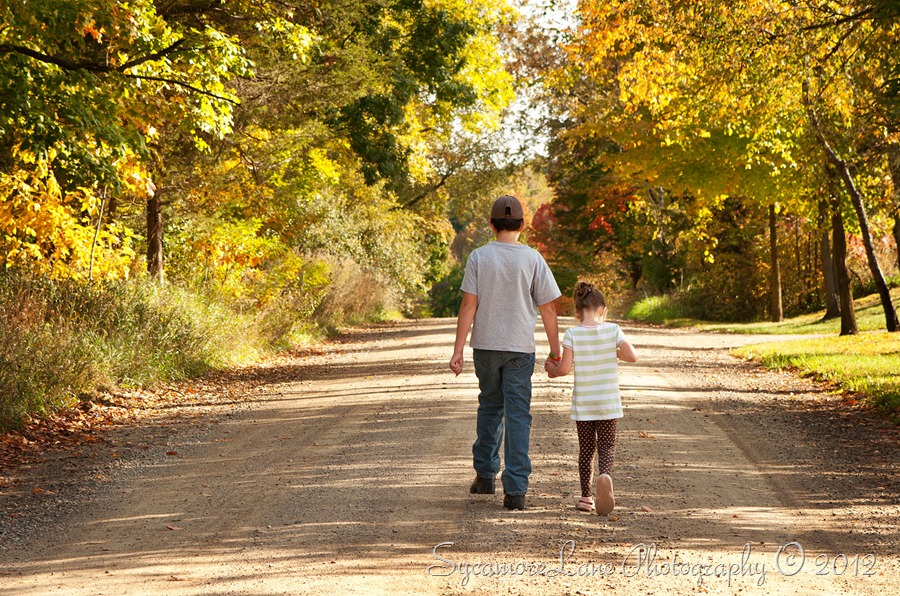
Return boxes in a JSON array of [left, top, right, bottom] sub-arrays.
[[452, 352, 565, 377], [544, 353, 562, 378]]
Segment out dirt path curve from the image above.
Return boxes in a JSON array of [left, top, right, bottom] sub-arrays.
[[1, 319, 898, 595]]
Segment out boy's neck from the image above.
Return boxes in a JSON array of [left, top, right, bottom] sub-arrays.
[[494, 230, 522, 244]]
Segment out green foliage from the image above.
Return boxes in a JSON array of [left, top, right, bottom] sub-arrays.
[[0, 0, 252, 274], [429, 262, 466, 317], [0, 0, 527, 430], [625, 294, 684, 324]]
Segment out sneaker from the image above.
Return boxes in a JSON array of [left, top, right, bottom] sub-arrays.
[[470, 475, 496, 494], [576, 496, 595, 512], [503, 494, 526, 510], [595, 474, 615, 516]]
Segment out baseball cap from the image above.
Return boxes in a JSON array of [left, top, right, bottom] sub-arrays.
[[490, 195, 524, 219]]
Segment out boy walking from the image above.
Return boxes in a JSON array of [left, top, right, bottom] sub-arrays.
[[449, 195, 561, 510]]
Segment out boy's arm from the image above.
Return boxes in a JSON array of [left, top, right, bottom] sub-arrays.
[[538, 300, 561, 358], [450, 292, 478, 376]]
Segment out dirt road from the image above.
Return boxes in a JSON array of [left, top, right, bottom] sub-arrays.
[[1, 319, 898, 595]]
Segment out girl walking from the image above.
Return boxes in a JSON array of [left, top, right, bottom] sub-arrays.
[[545, 282, 637, 515]]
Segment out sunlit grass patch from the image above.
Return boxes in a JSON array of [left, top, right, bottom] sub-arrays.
[[695, 288, 900, 335], [626, 294, 689, 325], [734, 332, 900, 411]]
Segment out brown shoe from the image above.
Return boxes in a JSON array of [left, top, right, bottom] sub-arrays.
[[470, 475, 496, 494], [503, 494, 525, 510]]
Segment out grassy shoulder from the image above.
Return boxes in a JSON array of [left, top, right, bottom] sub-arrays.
[[628, 288, 900, 414], [733, 333, 900, 411], [628, 287, 900, 335], [0, 271, 399, 432]]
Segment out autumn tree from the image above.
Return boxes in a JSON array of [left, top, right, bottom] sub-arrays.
[[540, 0, 899, 330], [1, 0, 247, 279], [2, 0, 517, 316]]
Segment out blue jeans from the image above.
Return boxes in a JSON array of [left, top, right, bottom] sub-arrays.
[[472, 349, 536, 496]]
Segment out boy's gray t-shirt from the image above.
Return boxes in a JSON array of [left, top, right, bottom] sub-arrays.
[[460, 241, 561, 354]]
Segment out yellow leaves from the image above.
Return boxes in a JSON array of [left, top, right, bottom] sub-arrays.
[[0, 162, 137, 281], [308, 148, 340, 184], [17, 148, 37, 165], [45, 174, 61, 200]]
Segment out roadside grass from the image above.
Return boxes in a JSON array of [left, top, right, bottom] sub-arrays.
[[703, 289, 900, 413], [628, 287, 900, 335], [0, 267, 397, 431], [734, 333, 900, 412], [629, 288, 900, 414], [695, 288, 900, 334], [624, 294, 684, 325]]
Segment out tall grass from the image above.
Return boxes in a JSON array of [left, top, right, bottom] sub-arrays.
[[0, 274, 253, 429], [0, 263, 398, 430]]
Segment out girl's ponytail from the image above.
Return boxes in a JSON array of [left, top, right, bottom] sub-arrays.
[[573, 281, 607, 319]]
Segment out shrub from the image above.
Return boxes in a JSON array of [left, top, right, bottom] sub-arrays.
[[625, 294, 684, 323], [429, 263, 465, 317]]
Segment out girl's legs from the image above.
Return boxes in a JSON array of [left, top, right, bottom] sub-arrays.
[[596, 419, 617, 476], [575, 420, 599, 497], [595, 419, 618, 516]]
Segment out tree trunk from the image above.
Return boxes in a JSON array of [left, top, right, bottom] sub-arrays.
[[818, 199, 840, 319], [894, 215, 900, 275], [831, 197, 858, 335], [888, 143, 900, 274], [831, 159, 897, 331], [768, 204, 783, 322], [803, 80, 898, 331], [146, 194, 164, 282]]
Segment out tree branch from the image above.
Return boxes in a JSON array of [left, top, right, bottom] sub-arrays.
[[0, 39, 187, 73], [801, 7, 875, 31], [0, 43, 107, 71], [400, 166, 457, 209], [802, 80, 848, 174], [118, 39, 187, 71], [121, 74, 239, 104]]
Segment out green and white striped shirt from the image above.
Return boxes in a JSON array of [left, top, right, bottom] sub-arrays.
[[562, 323, 626, 421]]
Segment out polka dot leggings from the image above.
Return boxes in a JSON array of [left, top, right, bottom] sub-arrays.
[[575, 419, 617, 497]]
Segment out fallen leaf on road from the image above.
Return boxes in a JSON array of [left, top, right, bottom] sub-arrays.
[[638, 431, 656, 439], [166, 451, 179, 456], [165, 525, 183, 531], [641, 505, 654, 512]]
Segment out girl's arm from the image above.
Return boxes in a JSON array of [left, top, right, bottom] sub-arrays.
[[546, 346, 574, 377], [617, 340, 638, 363]]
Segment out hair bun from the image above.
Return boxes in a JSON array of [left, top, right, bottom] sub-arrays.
[[574, 281, 593, 298]]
